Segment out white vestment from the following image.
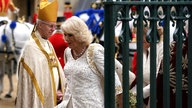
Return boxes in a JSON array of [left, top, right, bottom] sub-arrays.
[[130, 41, 163, 108], [16, 31, 66, 108]]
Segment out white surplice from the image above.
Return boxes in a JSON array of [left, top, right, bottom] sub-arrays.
[[16, 31, 66, 108]]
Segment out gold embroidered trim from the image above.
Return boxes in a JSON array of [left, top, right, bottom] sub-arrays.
[[87, 44, 123, 95], [20, 58, 44, 105], [87, 45, 103, 78], [32, 32, 58, 105], [51, 50, 65, 98], [115, 85, 123, 95]]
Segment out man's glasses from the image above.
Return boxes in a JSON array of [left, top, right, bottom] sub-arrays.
[[40, 20, 56, 29]]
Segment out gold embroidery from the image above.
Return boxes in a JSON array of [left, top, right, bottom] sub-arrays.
[[49, 54, 57, 67], [87, 45, 103, 78], [32, 32, 58, 106], [20, 58, 45, 105], [115, 85, 123, 95], [87, 44, 123, 95]]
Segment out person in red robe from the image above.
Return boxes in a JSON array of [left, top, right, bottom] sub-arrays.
[[49, 16, 68, 69]]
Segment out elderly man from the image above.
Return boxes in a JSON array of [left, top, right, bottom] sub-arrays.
[[16, 0, 66, 108]]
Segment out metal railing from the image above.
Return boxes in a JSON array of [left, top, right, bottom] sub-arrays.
[[103, 0, 192, 108]]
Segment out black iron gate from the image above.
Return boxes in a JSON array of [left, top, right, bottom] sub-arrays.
[[103, 0, 192, 108]]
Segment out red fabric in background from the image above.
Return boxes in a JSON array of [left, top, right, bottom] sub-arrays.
[[0, 0, 10, 13], [49, 33, 68, 69], [132, 52, 137, 75], [64, 12, 73, 19], [32, 13, 38, 24]]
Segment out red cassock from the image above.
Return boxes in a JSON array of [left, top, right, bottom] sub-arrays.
[[49, 32, 68, 69]]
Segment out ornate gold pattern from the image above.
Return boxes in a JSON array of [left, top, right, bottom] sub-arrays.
[[49, 53, 57, 67], [87, 44, 123, 95], [20, 58, 45, 105], [32, 32, 64, 106]]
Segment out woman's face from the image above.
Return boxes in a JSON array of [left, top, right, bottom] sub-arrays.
[[143, 36, 150, 49], [64, 33, 78, 49], [133, 26, 150, 49], [143, 27, 150, 49]]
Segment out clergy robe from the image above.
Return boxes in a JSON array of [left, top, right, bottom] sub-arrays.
[[16, 31, 66, 108]]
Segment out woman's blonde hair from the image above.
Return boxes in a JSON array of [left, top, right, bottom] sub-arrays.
[[61, 16, 93, 45]]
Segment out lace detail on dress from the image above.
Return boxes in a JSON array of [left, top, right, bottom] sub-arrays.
[[64, 48, 104, 108]]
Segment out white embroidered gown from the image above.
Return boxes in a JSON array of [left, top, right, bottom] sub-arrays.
[[60, 44, 122, 108]]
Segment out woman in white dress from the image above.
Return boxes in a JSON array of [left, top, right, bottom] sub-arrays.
[[58, 16, 123, 108]]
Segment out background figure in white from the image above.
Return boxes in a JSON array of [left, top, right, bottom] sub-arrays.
[[0, 20, 33, 98], [0, 0, 33, 97], [130, 23, 164, 108]]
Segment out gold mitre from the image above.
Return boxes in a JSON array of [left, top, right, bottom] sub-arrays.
[[38, 0, 58, 22]]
